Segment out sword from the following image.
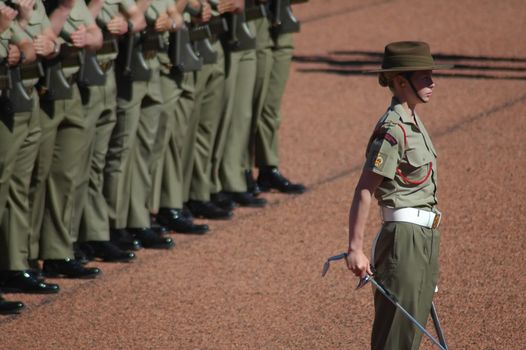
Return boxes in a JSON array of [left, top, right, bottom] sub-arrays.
[[321, 253, 448, 350]]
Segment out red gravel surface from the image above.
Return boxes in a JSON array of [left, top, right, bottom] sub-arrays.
[[1, 1, 525, 349]]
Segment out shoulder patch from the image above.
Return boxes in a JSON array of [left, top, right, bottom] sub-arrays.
[[374, 155, 384, 168]]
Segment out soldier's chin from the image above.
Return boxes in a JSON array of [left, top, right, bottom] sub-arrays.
[[420, 94, 431, 103]]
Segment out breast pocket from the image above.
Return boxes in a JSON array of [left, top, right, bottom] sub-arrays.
[[397, 148, 434, 185]]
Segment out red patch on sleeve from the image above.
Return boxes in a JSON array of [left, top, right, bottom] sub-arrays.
[[383, 133, 398, 146]]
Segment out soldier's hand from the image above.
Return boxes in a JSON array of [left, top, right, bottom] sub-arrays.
[[17, 0, 36, 23], [70, 25, 87, 47], [154, 13, 171, 32], [107, 15, 128, 35], [346, 250, 373, 278], [200, 1, 212, 23], [33, 34, 55, 56], [7, 44, 21, 66], [217, 0, 235, 14], [0, 4, 18, 33], [171, 11, 183, 31]]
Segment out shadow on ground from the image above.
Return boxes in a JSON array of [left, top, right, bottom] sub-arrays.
[[293, 50, 526, 81]]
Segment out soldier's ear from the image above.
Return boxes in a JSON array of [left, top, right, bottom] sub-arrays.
[[393, 75, 405, 88]]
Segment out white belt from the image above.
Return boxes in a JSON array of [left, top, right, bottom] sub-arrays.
[[380, 207, 441, 229]]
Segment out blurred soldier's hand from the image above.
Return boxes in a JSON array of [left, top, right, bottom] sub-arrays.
[[107, 15, 128, 35], [346, 250, 372, 278], [155, 13, 171, 32], [33, 34, 55, 56], [7, 43, 21, 65], [217, 0, 235, 14], [0, 4, 18, 33], [200, 1, 212, 23], [70, 24, 87, 47], [17, 0, 36, 23]]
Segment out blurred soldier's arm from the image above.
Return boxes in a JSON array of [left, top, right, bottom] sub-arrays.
[[0, 4, 17, 34]]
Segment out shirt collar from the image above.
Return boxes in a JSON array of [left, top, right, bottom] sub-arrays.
[[390, 97, 413, 124]]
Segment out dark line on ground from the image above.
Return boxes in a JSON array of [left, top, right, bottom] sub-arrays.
[[331, 50, 526, 63], [295, 68, 526, 81]]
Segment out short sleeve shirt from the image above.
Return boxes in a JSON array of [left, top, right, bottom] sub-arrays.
[[60, 0, 95, 77], [96, 0, 135, 62], [0, 21, 27, 56], [364, 97, 439, 210], [26, 0, 51, 37], [22, 0, 50, 87]]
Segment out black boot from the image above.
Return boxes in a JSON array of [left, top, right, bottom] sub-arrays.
[[211, 192, 237, 211], [257, 166, 306, 194], [79, 241, 136, 263], [73, 243, 90, 265], [157, 208, 209, 234], [110, 228, 142, 251], [43, 258, 101, 279], [245, 169, 261, 196], [0, 295, 24, 315], [186, 200, 233, 220], [0, 271, 60, 294], [127, 227, 175, 249], [27, 259, 44, 282], [150, 214, 172, 235], [224, 191, 267, 208]]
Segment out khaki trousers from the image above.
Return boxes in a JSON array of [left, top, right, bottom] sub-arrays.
[[78, 67, 117, 242], [153, 72, 194, 210], [104, 61, 162, 229], [371, 222, 440, 350], [0, 93, 41, 270], [149, 70, 185, 212], [30, 86, 88, 260], [188, 41, 225, 202], [213, 48, 256, 193], [255, 33, 294, 168], [249, 18, 273, 169]]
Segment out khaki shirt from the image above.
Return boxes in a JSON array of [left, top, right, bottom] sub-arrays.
[[22, 0, 50, 88], [0, 20, 26, 57], [137, 0, 170, 76], [365, 97, 438, 210], [96, 0, 135, 62], [60, 0, 95, 77], [155, 0, 175, 73]]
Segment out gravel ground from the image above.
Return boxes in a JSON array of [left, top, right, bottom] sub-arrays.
[[1, 0, 525, 349]]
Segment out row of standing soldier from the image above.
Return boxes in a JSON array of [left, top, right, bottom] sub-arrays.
[[0, 0, 307, 314]]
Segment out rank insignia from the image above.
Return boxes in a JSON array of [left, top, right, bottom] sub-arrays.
[[384, 133, 398, 146]]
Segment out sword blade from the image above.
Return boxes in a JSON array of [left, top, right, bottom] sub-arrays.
[[431, 302, 448, 349], [368, 278, 447, 350]]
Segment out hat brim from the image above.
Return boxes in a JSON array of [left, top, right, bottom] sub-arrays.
[[365, 64, 454, 73]]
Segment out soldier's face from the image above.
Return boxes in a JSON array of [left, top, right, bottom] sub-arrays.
[[411, 70, 435, 103]]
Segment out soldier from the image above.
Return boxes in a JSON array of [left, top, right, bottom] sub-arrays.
[[210, 0, 267, 208], [152, 0, 212, 233], [0, 0, 26, 314], [179, 0, 235, 221], [104, 0, 177, 249], [250, 0, 305, 195], [345, 41, 451, 350], [75, 0, 149, 262], [0, 0, 61, 294], [29, 0, 104, 278]]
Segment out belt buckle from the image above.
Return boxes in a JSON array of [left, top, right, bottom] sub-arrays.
[[432, 213, 441, 229]]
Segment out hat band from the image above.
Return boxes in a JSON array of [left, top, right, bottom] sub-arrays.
[[382, 55, 435, 70]]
